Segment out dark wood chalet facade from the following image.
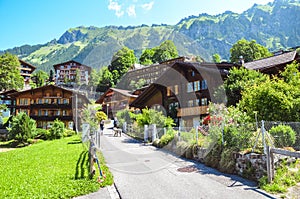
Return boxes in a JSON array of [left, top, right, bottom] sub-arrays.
[[8, 85, 88, 130], [19, 60, 36, 89], [130, 61, 235, 127]]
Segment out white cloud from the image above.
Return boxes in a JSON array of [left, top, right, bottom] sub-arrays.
[[141, 1, 154, 11], [127, 5, 136, 17], [108, 0, 124, 17]]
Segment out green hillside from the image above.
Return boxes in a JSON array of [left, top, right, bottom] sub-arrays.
[[1, 0, 299, 71]]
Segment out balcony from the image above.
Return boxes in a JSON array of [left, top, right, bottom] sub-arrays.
[[30, 115, 73, 121], [31, 103, 72, 109], [177, 105, 209, 117]]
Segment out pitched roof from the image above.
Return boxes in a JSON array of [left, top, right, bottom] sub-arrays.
[[244, 51, 298, 71], [19, 59, 36, 69], [53, 60, 91, 69], [96, 88, 138, 104]]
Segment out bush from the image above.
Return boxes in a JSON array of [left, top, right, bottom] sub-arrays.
[[269, 125, 296, 147], [159, 129, 176, 147], [35, 128, 50, 140], [7, 112, 37, 143], [48, 119, 65, 140], [63, 129, 76, 137]]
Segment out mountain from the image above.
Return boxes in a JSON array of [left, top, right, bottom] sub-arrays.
[[1, 0, 300, 71]]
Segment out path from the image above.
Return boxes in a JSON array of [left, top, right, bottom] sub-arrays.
[[100, 130, 277, 199]]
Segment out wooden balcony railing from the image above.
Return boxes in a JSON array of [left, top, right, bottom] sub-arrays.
[[177, 105, 209, 117]]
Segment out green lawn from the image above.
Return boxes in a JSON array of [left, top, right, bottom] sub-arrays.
[[0, 136, 113, 199]]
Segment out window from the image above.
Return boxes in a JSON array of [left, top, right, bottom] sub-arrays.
[[195, 99, 200, 106], [187, 82, 193, 93], [201, 98, 208, 106], [19, 98, 28, 105], [44, 99, 49, 104], [56, 110, 61, 116], [167, 86, 172, 96], [174, 85, 179, 95], [187, 100, 194, 107], [57, 99, 61, 104], [62, 110, 67, 116], [191, 70, 195, 77], [38, 109, 42, 116], [201, 80, 208, 90], [38, 99, 43, 104], [44, 110, 48, 116], [63, 99, 68, 104], [194, 81, 200, 91]]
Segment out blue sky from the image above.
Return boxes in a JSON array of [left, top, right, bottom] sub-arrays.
[[0, 0, 273, 50]]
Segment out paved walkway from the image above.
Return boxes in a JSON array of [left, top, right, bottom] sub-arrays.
[[76, 129, 277, 199], [73, 184, 119, 199]]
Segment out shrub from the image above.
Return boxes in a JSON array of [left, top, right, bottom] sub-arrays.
[[7, 112, 37, 143], [35, 128, 50, 140], [159, 129, 176, 147], [134, 108, 175, 128], [116, 109, 134, 128], [63, 129, 76, 137], [269, 125, 296, 147], [49, 119, 65, 140]]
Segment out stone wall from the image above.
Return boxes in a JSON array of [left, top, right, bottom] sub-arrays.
[[234, 152, 267, 181]]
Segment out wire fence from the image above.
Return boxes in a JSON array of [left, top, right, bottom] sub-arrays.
[[123, 120, 300, 152]]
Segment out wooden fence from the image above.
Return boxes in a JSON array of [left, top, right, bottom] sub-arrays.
[[266, 146, 300, 183]]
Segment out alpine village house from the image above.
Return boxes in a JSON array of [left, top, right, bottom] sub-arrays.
[[1, 49, 300, 131]]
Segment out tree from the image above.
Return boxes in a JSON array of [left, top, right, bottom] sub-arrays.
[[75, 69, 81, 85], [109, 46, 136, 85], [95, 111, 107, 122], [238, 63, 300, 122], [49, 119, 65, 139], [49, 69, 54, 82], [32, 70, 49, 87], [89, 68, 101, 88], [99, 66, 114, 89], [8, 112, 37, 143], [82, 101, 101, 131], [139, 49, 155, 65], [0, 52, 24, 91], [223, 66, 267, 106], [152, 40, 178, 63], [212, 54, 221, 63], [230, 39, 272, 63]]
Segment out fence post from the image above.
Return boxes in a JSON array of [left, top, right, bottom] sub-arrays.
[[123, 122, 127, 133], [144, 125, 149, 142], [266, 145, 272, 183], [178, 126, 181, 142], [270, 148, 274, 182], [262, 120, 267, 155], [151, 124, 157, 141], [196, 126, 199, 146]]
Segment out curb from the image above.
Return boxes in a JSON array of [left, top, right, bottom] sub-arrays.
[[107, 183, 121, 199]]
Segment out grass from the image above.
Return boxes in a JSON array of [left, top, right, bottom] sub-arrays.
[[0, 135, 113, 199], [259, 159, 300, 194]]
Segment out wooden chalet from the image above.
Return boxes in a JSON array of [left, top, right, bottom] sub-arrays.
[[117, 56, 197, 90], [130, 61, 235, 127], [53, 60, 92, 86], [244, 50, 300, 75], [8, 85, 88, 130], [19, 60, 36, 89], [96, 88, 138, 118]]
